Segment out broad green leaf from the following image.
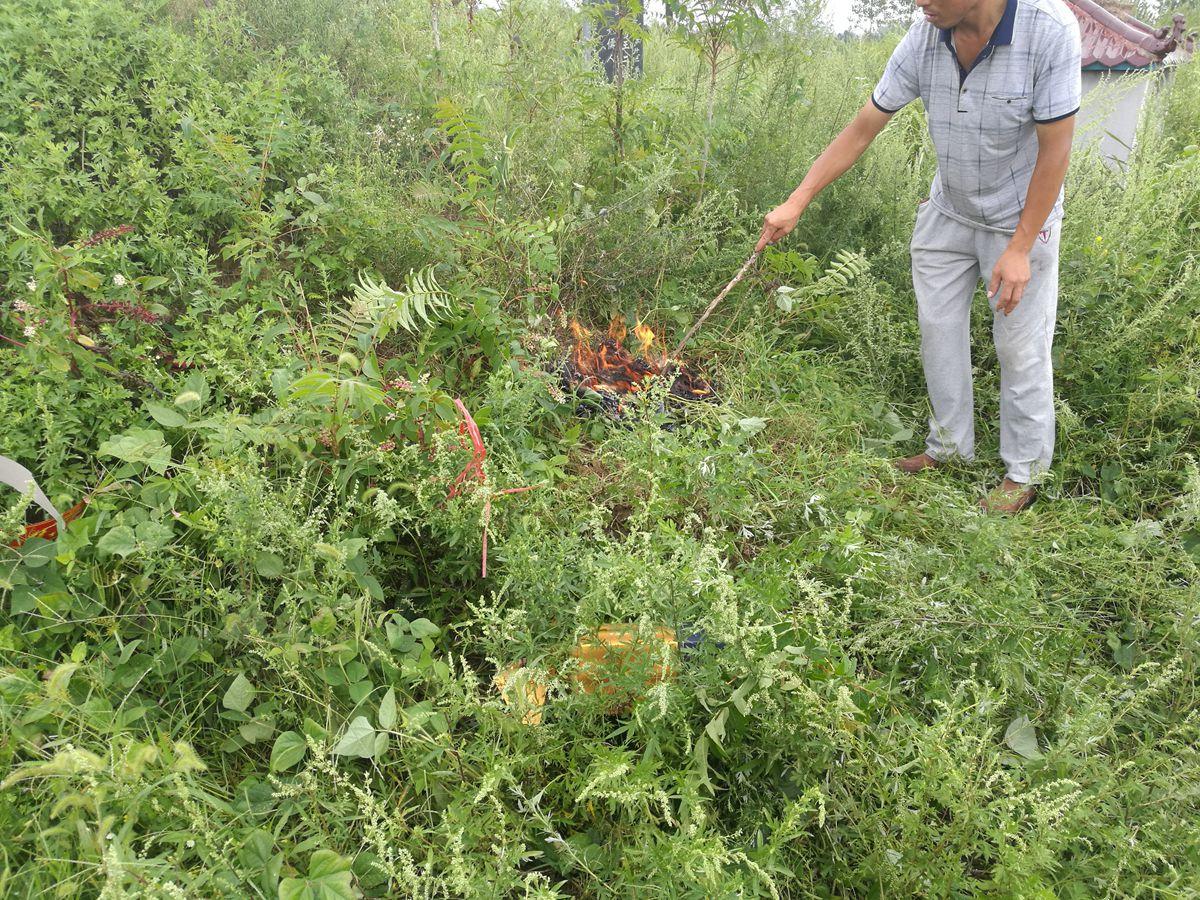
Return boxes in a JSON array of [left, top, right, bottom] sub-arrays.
[[352, 851, 388, 890], [309, 848, 353, 879], [45, 663, 78, 701], [1113, 643, 1135, 670], [378, 688, 397, 730], [239, 719, 275, 743], [97, 525, 137, 558], [730, 679, 753, 716], [409, 618, 440, 639], [693, 735, 714, 793], [144, 402, 186, 427], [19, 537, 55, 568], [354, 572, 383, 601], [10, 586, 35, 615], [1004, 715, 1043, 760], [302, 718, 328, 742], [240, 829, 274, 869], [69, 268, 103, 290], [270, 731, 307, 772], [255, 552, 284, 578], [705, 707, 729, 748], [134, 520, 173, 552], [239, 828, 283, 893], [223, 673, 254, 713], [402, 701, 448, 736], [279, 849, 354, 900], [98, 428, 170, 474], [332, 716, 375, 758]]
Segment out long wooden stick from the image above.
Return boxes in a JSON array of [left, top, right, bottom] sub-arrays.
[[667, 251, 759, 366]]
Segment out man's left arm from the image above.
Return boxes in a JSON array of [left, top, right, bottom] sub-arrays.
[[988, 117, 1075, 315]]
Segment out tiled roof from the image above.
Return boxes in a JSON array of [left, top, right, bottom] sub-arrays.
[[1066, 0, 1191, 69]]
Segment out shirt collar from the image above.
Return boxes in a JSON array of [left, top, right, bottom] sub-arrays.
[[940, 0, 1018, 48]]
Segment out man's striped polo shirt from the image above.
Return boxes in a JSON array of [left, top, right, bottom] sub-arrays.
[[872, 0, 1082, 234]]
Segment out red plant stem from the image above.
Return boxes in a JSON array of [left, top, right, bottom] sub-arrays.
[[445, 398, 540, 577], [448, 398, 487, 499], [497, 485, 539, 497]]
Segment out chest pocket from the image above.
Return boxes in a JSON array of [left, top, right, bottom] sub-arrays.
[[982, 91, 1030, 155], [985, 92, 1031, 123]]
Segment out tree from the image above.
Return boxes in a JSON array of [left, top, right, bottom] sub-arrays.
[[584, 0, 649, 166], [671, 0, 775, 185], [851, 0, 914, 35]]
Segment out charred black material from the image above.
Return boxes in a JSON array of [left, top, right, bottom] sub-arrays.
[[559, 351, 719, 421]]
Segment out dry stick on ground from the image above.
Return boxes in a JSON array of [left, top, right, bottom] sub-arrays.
[[667, 250, 759, 368]]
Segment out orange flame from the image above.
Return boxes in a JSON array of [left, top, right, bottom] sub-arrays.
[[567, 317, 653, 395], [565, 315, 714, 406], [633, 322, 655, 358], [607, 317, 627, 343]]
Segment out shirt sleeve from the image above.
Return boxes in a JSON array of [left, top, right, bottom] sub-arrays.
[[871, 24, 922, 114], [1032, 18, 1082, 123]]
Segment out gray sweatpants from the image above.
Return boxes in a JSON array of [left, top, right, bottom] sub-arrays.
[[910, 201, 1060, 485]]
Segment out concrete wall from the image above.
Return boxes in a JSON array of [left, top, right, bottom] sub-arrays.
[[1075, 69, 1156, 167]]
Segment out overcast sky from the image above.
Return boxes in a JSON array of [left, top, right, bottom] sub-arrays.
[[817, 0, 857, 32]]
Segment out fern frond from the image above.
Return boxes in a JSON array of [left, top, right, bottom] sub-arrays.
[[807, 249, 869, 296], [434, 99, 491, 182], [314, 295, 375, 361], [354, 267, 454, 343]]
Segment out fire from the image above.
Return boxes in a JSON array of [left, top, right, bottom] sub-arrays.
[[633, 322, 654, 356], [607, 317, 627, 343], [562, 316, 715, 412]]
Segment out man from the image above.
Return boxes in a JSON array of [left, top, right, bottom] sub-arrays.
[[757, 0, 1082, 513]]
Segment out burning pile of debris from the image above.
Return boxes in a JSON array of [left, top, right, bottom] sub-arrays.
[[561, 317, 717, 417]]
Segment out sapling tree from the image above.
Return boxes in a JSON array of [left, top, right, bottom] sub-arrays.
[[671, 0, 776, 185], [584, 0, 650, 167]]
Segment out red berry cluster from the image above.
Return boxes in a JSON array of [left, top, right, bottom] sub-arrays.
[[88, 301, 160, 323], [77, 224, 135, 248]]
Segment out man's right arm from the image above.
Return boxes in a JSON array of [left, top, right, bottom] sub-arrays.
[[755, 102, 894, 252]]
